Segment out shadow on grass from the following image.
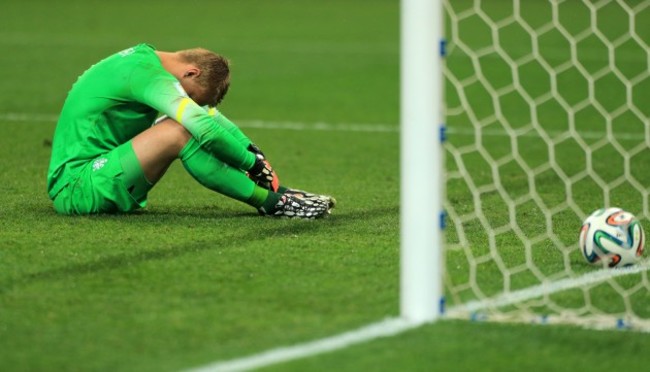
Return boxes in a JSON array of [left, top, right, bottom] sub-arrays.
[[2, 203, 398, 294]]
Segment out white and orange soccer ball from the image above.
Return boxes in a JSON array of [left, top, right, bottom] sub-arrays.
[[579, 208, 645, 267]]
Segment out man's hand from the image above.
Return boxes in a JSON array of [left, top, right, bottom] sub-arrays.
[[248, 153, 280, 192]]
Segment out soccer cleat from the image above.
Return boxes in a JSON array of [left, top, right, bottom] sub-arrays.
[[260, 193, 331, 219], [283, 188, 337, 210]]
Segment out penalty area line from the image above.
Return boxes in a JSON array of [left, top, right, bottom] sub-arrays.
[[0, 112, 399, 133], [1, 112, 645, 140], [185, 317, 420, 372]]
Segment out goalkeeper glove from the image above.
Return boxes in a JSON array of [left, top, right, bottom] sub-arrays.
[[248, 153, 280, 192], [247, 143, 265, 158]]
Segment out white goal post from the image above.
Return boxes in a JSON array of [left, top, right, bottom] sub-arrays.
[[399, 0, 445, 323]]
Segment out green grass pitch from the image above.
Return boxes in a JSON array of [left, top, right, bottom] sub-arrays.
[[1, 0, 649, 371]]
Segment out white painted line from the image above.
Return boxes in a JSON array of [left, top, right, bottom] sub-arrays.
[[186, 317, 420, 372], [0, 112, 645, 141], [236, 119, 398, 133], [448, 262, 650, 314], [0, 112, 59, 122], [194, 263, 650, 372], [0, 112, 399, 133], [0, 112, 645, 140]]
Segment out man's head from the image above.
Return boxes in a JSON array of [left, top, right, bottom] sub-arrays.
[[176, 48, 230, 106]]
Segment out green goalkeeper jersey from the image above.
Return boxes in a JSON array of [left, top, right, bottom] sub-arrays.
[[47, 43, 254, 199]]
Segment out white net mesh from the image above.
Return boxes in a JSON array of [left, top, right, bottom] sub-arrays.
[[442, 0, 650, 330]]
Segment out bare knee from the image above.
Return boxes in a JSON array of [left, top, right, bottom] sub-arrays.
[[131, 118, 194, 183], [154, 118, 192, 153]]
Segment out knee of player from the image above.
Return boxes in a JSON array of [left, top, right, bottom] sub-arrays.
[[158, 118, 192, 143]]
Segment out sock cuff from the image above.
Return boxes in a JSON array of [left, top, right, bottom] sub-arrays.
[[179, 137, 201, 161], [246, 185, 270, 208]]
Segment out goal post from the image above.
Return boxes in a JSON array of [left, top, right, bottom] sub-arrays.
[[399, 0, 445, 323]]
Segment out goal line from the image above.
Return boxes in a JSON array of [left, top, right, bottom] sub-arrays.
[[447, 261, 650, 331], [186, 263, 649, 371]]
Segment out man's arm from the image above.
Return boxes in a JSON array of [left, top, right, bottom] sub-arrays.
[[206, 107, 252, 147], [207, 109, 280, 191]]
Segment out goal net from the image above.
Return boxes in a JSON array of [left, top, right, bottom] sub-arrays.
[[442, 0, 650, 331]]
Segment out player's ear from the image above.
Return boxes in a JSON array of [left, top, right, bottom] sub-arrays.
[[183, 67, 201, 79]]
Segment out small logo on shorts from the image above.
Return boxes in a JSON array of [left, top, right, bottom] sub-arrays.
[[92, 158, 108, 171]]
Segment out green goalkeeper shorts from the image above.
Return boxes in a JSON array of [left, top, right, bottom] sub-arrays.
[[52, 141, 152, 215]]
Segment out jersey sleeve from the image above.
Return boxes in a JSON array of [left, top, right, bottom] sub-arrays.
[[205, 107, 253, 148], [128, 62, 255, 171]]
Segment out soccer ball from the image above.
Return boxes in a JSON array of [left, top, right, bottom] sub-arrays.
[[579, 207, 645, 267]]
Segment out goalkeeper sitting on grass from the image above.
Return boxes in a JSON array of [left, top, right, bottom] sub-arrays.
[[46, 43, 334, 218]]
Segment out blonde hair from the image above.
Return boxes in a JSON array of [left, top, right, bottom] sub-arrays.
[[178, 48, 230, 106]]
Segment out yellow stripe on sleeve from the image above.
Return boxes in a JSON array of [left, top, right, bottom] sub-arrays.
[[175, 97, 192, 123], [208, 107, 217, 117]]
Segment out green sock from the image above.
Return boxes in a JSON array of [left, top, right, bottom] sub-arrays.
[[180, 137, 276, 208], [258, 189, 282, 212], [209, 111, 289, 208]]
